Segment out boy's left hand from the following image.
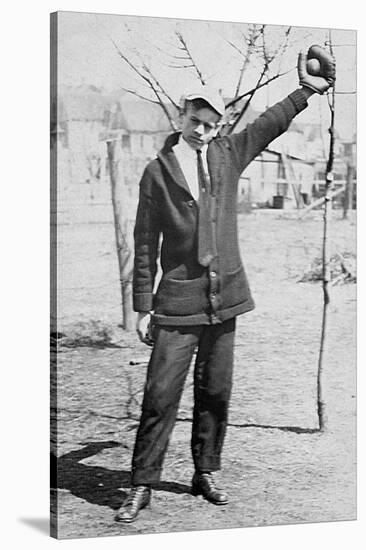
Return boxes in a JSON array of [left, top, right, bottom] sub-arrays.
[[298, 44, 336, 94]]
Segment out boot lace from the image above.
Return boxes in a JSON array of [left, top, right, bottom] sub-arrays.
[[201, 472, 218, 490], [126, 485, 147, 505]]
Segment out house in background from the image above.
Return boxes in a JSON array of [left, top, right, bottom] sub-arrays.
[[57, 85, 175, 187], [55, 86, 177, 223], [234, 105, 319, 208], [55, 86, 354, 211], [101, 97, 175, 191], [57, 84, 116, 185], [104, 97, 175, 154]]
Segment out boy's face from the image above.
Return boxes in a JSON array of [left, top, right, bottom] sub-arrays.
[[181, 104, 221, 150]]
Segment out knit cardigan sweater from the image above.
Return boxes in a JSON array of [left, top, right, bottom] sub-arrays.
[[133, 89, 309, 325]]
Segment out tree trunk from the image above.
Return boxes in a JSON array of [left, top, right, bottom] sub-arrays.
[[107, 140, 135, 331], [317, 187, 331, 431], [317, 33, 336, 431]]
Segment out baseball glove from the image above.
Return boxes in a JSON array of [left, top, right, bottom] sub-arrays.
[[298, 44, 336, 94]]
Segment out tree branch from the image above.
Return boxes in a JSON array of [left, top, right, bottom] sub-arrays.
[[227, 65, 267, 134], [141, 62, 180, 111], [175, 30, 206, 85], [97, 21, 178, 130], [225, 67, 295, 109], [120, 88, 161, 104], [233, 24, 263, 99]]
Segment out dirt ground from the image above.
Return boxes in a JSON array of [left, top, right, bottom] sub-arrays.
[[52, 209, 356, 539]]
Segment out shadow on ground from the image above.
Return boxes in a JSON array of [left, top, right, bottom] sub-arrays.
[[51, 441, 191, 510]]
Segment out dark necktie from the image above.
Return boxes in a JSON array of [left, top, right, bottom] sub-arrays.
[[197, 149, 216, 267]]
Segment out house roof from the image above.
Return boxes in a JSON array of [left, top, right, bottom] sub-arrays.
[[109, 100, 176, 133], [58, 84, 114, 122], [57, 85, 177, 133]]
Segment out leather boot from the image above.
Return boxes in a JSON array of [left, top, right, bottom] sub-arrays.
[[114, 485, 151, 523], [191, 472, 228, 505]]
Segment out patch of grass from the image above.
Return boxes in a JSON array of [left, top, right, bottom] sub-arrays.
[[56, 320, 118, 349], [299, 251, 356, 284]]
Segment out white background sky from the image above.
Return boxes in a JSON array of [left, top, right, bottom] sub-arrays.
[[1, 2, 364, 550], [57, 11, 356, 139]]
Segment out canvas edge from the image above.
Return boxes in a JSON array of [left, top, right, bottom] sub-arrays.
[[50, 10, 58, 541]]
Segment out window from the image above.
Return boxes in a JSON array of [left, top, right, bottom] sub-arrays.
[[122, 134, 131, 149]]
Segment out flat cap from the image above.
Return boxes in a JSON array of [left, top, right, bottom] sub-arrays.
[[181, 83, 225, 116]]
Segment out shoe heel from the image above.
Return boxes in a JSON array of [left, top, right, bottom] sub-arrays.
[[191, 484, 201, 496]]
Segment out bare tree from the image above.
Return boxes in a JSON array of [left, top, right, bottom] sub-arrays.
[[97, 18, 180, 130], [317, 31, 336, 432], [231, 25, 263, 99], [109, 33, 179, 131], [222, 25, 293, 135]]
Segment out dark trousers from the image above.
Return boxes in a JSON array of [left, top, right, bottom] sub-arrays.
[[131, 318, 236, 486]]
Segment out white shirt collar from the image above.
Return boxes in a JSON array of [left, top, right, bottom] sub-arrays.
[[173, 135, 209, 201], [174, 135, 208, 158]]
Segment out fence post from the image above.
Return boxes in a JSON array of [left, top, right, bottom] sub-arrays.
[[343, 162, 354, 219], [106, 139, 135, 331]]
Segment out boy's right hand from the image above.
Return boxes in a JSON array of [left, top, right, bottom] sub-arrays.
[[136, 312, 154, 346]]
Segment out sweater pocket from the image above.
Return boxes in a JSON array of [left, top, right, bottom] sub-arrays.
[[154, 276, 209, 316], [220, 265, 251, 307]]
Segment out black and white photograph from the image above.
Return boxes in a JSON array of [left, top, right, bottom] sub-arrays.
[[49, 8, 357, 541]]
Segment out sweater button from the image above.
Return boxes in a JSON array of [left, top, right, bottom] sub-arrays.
[[187, 200, 194, 207], [210, 271, 217, 278]]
